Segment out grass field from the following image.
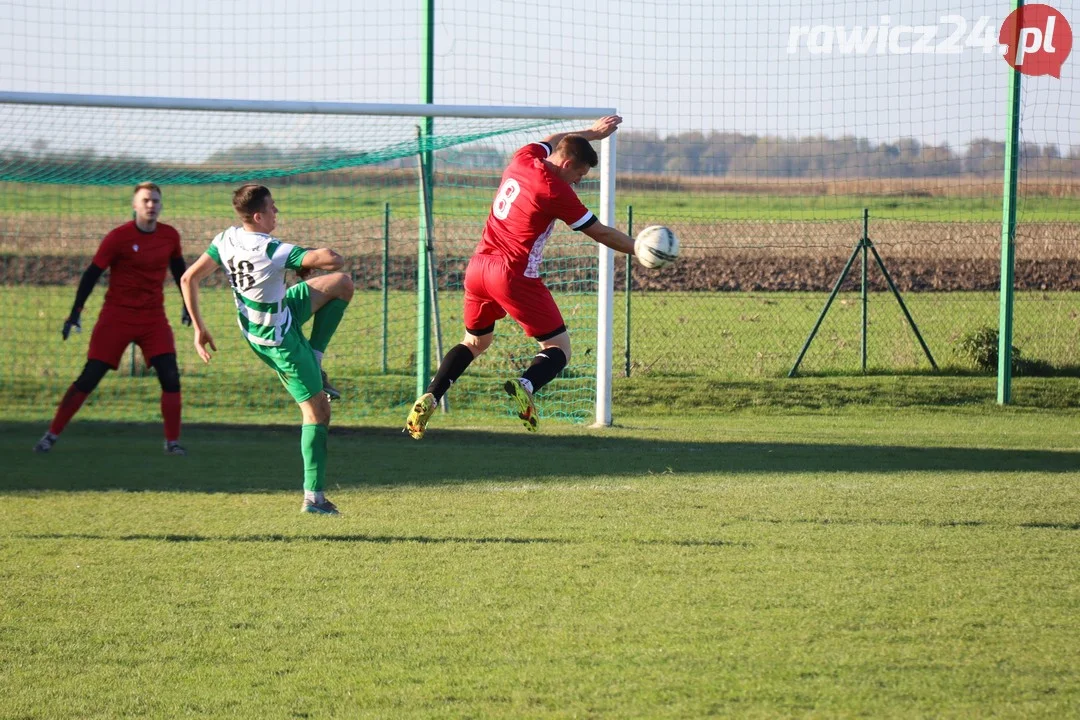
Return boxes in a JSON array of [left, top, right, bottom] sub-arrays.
[[4, 286, 1080, 427], [4, 177, 1078, 715], [5, 241, 1079, 716], [3, 410, 1079, 717]]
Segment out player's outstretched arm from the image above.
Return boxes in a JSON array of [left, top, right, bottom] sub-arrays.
[[542, 115, 623, 149], [180, 253, 219, 363], [169, 255, 192, 326], [63, 262, 105, 340], [582, 222, 635, 256]]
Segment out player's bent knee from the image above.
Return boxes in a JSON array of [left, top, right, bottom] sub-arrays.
[[74, 359, 112, 394], [334, 272, 355, 302], [540, 335, 571, 364], [464, 324, 494, 351], [150, 354, 181, 393], [301, 392, 332, 425], [474, 335, 495, 352], [463, 332, 493, 356]]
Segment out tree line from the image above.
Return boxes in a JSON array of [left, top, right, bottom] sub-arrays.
[[615, 131, 1080, 178], [4, 133, 1079, 183]]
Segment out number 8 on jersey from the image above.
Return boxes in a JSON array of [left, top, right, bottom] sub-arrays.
[[492, 178, 521, 220]]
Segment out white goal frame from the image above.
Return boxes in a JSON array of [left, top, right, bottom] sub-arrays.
[[0, 91, 619, 426]]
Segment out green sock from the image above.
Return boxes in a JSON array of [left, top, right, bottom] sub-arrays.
[[301, 423, 328, 492], [309, 298, 348, 353]]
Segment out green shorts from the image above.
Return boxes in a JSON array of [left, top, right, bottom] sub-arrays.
[[246, 282, 321, 403]]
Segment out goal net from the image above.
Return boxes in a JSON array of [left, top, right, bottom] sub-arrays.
[[0, 93, 618, 426]]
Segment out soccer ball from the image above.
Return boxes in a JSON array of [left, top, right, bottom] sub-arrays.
[[634, 225, 679, 269]]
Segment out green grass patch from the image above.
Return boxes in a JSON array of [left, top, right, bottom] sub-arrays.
[[617, 189, 1080, 222], [4, 181, 1080, 222], [3, 287, 1079, 426], [2, 411, 1079, 717]]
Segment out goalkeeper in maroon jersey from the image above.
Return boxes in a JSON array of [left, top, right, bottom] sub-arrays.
[[33, 182, 191, 454]]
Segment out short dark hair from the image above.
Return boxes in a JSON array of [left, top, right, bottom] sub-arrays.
[[233, 184, 272, 222], [134, 181, 161, 196], [555, 135, 598, 168]]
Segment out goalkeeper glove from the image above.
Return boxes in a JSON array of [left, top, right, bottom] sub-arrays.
[[62, 312, 82, 340]]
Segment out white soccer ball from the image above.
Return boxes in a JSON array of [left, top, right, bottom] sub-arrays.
[[634, 225, 679, 269]]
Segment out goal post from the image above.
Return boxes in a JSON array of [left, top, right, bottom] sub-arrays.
[[595, 135, 617, 427], [0, 91, 618, 426]]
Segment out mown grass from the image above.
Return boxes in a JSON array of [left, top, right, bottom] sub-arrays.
[[4, 180, 1080, 222], [3, 286, 1078, 427], [2, 411, 1079, 718]]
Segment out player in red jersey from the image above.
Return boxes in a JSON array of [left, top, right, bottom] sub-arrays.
[[33, 182, 191, 454], [406, 115, 637, 439]]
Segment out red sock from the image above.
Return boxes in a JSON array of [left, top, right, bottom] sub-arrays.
[[49, 385, 89, 435], [161, 391, 182, 442]]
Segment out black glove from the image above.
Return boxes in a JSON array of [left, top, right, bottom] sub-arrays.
[[62, 311, 82, 340], [180, 304, 192, 327]]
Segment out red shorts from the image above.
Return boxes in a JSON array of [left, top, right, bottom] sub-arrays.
[[463, 254, 565, 339], [87, 307, 176, 369]]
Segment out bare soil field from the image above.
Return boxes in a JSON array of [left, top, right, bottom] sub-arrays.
[[615, 175, 1080, 198], [3, 215, 1078, 291]]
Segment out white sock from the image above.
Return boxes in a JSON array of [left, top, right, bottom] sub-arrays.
[[304, 490, 325, 503], [519, 377, 534, 394], [313, 350, 324, 368]]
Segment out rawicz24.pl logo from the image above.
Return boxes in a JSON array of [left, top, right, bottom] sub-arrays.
[[1000, 4, 1072, 77], [787, 4, 1071, 77]]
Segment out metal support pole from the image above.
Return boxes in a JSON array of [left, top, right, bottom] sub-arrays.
[[791, 210, 938, 377], [417, 134, 448, 412], [624, 205, 633, 378], [382, 202, 390, 374], [861, 208, 869, 373], [998, 0, 1023, 404], [788, 240, 864, 377], [416, 0, 435, 397], [866, 242, 938, 371]]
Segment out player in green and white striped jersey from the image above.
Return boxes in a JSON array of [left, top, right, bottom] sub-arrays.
[[181, 184, 353, 515]]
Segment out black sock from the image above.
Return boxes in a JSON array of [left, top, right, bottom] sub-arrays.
[[522, 347, 567, 393], [426, 344, 476, 400]]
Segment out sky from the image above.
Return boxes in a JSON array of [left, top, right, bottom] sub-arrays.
[[0, 0, 1076, 156]]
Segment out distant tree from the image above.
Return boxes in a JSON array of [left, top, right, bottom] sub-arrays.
[[964, 139, 1005, 175], [205, 144, 288, 167]]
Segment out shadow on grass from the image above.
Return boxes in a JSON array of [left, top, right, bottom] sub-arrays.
[[3, 420, 1079, 493], [15, 532, 571, 545], [14, 533, 750, 547], [790, 364, 1080, 379]]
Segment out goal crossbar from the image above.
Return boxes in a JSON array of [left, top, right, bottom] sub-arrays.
[[0, 91, 615, 120]]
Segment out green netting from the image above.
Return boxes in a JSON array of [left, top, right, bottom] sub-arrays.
[[0, 102, 602, 425], [0, 104, 554, 185]]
